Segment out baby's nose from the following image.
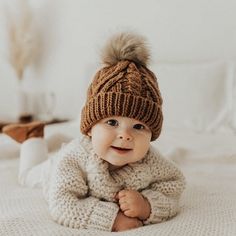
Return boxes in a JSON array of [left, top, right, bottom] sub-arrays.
[[118, 132, 132, 141]]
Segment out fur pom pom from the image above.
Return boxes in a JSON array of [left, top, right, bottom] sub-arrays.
[[101, 32, 150, 67]]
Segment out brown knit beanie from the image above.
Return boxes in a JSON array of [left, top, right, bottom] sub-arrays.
[[80, 32, 163, 141]]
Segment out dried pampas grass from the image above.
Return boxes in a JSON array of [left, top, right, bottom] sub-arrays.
[[6, 0, 40, 80]]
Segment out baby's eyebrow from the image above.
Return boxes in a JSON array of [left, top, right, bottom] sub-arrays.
[[133, 122, 145, 126]]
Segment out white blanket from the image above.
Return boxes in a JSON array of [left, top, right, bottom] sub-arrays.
[[0, 121, 236, 236]]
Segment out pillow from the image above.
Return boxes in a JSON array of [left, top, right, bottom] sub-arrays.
[[151, 61, 232, 132]]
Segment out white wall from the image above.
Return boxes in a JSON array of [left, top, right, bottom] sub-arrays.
[[1, 0, 236, 120]]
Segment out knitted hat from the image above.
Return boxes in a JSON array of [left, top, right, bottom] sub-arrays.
[[80, 32, 163, 141]]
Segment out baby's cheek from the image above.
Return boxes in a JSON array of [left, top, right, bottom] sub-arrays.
[[136, 145, 148, 159]]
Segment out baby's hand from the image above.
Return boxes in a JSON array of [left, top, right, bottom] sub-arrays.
[[116, 189, 151, 220], [112, 211, 143, 232]]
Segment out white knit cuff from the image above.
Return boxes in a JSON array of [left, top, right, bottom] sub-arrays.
[[87, 201, 119, 231], [142, 189, 178, 225]]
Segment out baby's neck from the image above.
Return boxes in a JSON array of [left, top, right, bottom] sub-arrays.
[[108, 163, 126, 171]]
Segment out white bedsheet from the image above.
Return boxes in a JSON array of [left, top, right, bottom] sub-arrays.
[[0, 121, 236, 236]]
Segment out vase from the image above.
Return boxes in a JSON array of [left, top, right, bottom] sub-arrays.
[[34, 91, 56, 122], [17, 80, 33, 123]]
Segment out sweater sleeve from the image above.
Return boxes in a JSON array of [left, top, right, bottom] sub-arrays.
[[48, 141, 119, 231], [141, 148, 186, 225]]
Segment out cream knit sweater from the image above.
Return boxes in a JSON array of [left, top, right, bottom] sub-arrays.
[[47, 136, 185, 231]]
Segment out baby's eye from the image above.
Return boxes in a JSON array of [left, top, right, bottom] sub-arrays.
[[106, 119, 119, 126], [133, 124, 145, 130]]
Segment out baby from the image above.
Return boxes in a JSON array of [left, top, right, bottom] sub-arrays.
[[3, 32, 186, 232]]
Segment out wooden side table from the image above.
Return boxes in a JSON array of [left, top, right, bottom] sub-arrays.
[[0, 118, 69, 133]]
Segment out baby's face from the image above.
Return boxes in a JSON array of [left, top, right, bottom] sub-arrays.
[[88, 116, 152, 167]]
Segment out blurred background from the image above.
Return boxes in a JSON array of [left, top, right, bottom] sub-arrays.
[[0, 0, 236, 126]]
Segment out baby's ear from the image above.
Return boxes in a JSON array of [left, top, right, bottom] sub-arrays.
[[87, 130, 92, 137]]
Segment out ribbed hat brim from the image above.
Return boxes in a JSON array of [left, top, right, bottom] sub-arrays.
[[80, 92, 163, 141]]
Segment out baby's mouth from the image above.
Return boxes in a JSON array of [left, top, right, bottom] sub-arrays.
[[111, 146, 132, 154]]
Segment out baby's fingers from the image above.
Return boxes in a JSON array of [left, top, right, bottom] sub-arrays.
[[120, 202, 130, 212], [118, 190, 127, 198], [124, 209, 137, 218]]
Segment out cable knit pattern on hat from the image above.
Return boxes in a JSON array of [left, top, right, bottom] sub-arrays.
[[47, 136, 185, 231]]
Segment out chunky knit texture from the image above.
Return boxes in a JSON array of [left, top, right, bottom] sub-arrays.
[[80, 32, 163, 141], [47, 136, 185, 231]]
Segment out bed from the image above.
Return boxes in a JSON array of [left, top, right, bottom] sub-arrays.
[[0, 120, 236, 236]]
